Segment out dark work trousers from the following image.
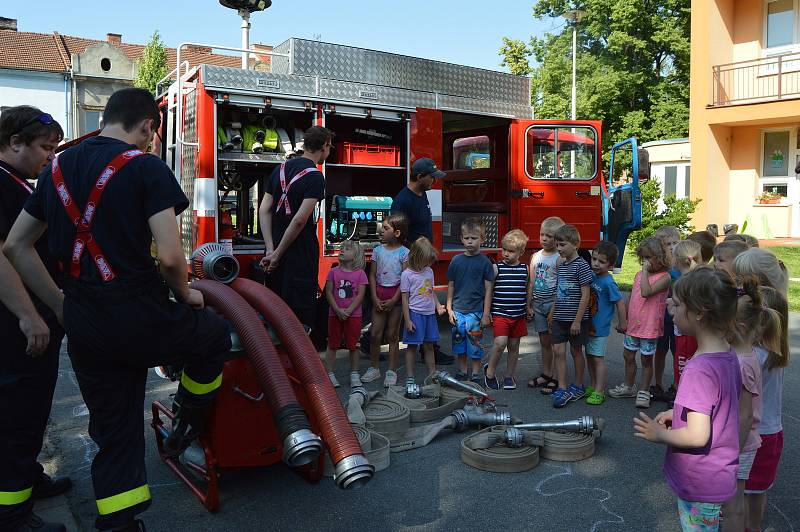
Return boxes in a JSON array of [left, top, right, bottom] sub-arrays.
[[267, 230, 320, 329], [63, 279, 229, 530], [0, 320, 63, 531]]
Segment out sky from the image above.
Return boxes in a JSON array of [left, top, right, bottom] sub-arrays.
[[6, 1, 564, 72]]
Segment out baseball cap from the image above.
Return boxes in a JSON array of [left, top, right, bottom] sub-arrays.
[[412, 157, 446, 178]]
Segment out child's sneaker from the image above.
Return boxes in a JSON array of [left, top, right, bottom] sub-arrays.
[[585, 391, 605, 405], [567, 384, 585, 401], [585, 386, 596, 396], [350, 372, 363, 388], [383, 370, 398, 388], [328, 372, 340, 388], [361, 367, 381, 383], [483, 363, 500, 390], [649, 384, 665, 402], [552, 388, 572, 408], [635, 390, 651, 408], [502, 377, 517, 390], [608, 383, 638, 398]]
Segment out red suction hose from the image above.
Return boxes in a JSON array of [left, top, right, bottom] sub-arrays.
[[230, 278, 374, 489], [192, 280, 322, 467]]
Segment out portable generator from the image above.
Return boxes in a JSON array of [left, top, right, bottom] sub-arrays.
[[327, 195, 393, 245]]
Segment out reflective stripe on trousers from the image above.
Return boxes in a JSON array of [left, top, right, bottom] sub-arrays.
[[0, 487, 32, 506], [180, 372, 223, 395], [96, 484, 151, 515]]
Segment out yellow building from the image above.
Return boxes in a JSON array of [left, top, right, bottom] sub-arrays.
[[691, 0, 800, 238]]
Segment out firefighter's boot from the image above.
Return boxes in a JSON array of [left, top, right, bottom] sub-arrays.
[[163, 397, 205, 458]]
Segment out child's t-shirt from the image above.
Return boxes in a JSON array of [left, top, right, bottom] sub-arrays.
[[552, 255, 593, 322], [755, 346, 783, 435], [531, 249, 560, 302], [663, 349, 741, 503], [491, 261, 529, 318], [400, 267, 436, 315], [371, 244, 409, 287], [591, 273, 622, 337], [627, 270, 669, 339], [327, 267, 368, 317], [446, 253, 495, 313], [738, 350, 763, 453]]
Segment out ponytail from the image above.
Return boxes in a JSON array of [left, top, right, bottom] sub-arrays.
[[759, 286, 790, 370], [735, 277, 782, 356]]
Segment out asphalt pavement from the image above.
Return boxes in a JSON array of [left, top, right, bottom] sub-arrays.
[[35, 314, 800, 531]]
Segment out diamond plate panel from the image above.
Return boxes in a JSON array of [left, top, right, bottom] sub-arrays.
[[180, 91, 197, 258], [201, 65, 317, 98], [438, 94, 532, 118], [319, 79, 435, 109], [442, 212, 499, 248]]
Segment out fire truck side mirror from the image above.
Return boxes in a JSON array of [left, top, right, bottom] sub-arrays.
[[637, 148, 650, 183]]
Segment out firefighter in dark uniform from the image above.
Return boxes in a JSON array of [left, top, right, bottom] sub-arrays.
[[4, 88, 230, 531], [258, 125, 333, 328], [0, 107, 70, 532]]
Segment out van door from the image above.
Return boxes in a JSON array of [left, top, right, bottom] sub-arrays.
[[510, 120, 603, 249], [603, 137, 646, 269]]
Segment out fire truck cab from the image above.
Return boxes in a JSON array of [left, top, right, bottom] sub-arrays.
[[157, 38, 644, 286]]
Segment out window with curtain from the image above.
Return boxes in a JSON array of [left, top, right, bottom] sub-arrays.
[[664, 166, 677, 198], [763, 130, 790, 177]]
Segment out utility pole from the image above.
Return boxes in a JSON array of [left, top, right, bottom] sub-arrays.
[[219, 0, 273, 70], [563, 9, 585, 120]]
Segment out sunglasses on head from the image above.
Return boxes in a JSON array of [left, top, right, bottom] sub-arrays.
[[11, 113, 55, 137]]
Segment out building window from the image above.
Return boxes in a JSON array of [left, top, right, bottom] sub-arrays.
[[452, 135, 491, 169], [763, 130, 791, 176], [525, 126, 597, 180], [664, 166, 677, 198], [684, 166, 691, 197], [763, 183, 789, 197], [766, 0, 795, 48]]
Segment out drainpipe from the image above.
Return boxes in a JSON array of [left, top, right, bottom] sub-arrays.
[[63, 71, 72, 140]]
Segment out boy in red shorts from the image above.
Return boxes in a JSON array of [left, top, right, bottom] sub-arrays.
[[483, 230, 530, 390]]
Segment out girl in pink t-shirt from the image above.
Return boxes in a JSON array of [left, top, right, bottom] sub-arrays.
[[324, 240, 368, 389], [722, 280, 782, 530], [635, 267, 742, 531], [609, 237, 670, 408]]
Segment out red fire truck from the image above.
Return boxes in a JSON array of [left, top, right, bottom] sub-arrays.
[[156, 38, 645, 287]]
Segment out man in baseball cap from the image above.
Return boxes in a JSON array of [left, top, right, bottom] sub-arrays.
[[392, 157, 445, 243]]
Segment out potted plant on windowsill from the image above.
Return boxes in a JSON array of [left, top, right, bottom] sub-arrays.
[[756, 191, 781, 204], [770, 149, 785, 169]]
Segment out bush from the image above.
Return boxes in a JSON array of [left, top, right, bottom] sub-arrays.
[[628, 179, 701, 247]]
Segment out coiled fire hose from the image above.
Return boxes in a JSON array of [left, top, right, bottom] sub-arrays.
[[229, 278, 374, 489], [191, 280, 322, 467]]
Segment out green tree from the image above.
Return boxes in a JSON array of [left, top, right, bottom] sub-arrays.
[[135, 31, 168, 95], [502, 0, 691, 151], [628, 179, 701, 247]]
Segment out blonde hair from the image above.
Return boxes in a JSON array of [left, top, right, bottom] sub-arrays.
[[654, 225, 680, 242], [731, 248, 789, 295], [541, 216, 565, 235], [759, 286, 790, 370], [673, 240, 701, 271], [732, 277, 782, 357], [339, 239, 365, 270], [461, 217, 486, 238], [502, 229, 528, 252], [407, 237, 438, 272]]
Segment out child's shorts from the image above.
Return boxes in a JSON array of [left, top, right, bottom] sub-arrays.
[[492, 315, 527, 339], [737, 449, 757, 480], [677, 498, 721, 531], [403, 310, 440, 345], [451, 311, 484, 359], [585, 335, 608, 357], [550, 319, 589, 347], [376, 284, 399, 302], [745, 431, 784, 493], [532, 299, 553, 334], [624, 334, 658, 356], [328, 315, 362, 350]]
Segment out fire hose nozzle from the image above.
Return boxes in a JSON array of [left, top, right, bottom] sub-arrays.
[[513, 416, 603, 435], [282, 428, 323, 467], [349, 385, 369, 405], [503, 427, 525, 447], [333, 454, 375, 490], [432, 371, 490, 401], [450, 408, 512, 432], [405, 382, 421, 399]]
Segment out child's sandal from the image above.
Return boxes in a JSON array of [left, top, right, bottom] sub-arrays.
[[527, 373, 552, 388], [540, 377, 558, 395]]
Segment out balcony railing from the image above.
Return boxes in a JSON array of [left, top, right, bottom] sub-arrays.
[[712, 51, 800, 107]]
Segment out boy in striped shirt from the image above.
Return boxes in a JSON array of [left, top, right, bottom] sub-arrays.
[[483, 230, 530, 390], [548, 224, 593, 408]]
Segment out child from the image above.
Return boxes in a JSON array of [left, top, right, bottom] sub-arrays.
[[446, 218, 494, 383], [713, 240, 749, 279], [324, 240, 368, 388], [652, 226, 681, 403], [723, 280, 781, 531], [687, 230, 716, 264], [484, 229, 529, 390], [671, 240, 702, 388], [723, 233, 760, 248], [634, 267, 742, 531], [609, 237, 670, 408], [584, 241, 627, 405], [548, 224, 593, 408], [528, 216, 565, 393], [733, 251, 790, 531], [401, 237, 446, 385], [365, 213, 409, 387]]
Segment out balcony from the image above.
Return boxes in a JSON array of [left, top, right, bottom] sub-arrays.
[[712, 51, 800, 107]]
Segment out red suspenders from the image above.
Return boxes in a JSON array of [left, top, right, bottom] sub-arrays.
[[275, 162, 318, 215], [50, 149, 145, 282], [0, 165, 34, 194]]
